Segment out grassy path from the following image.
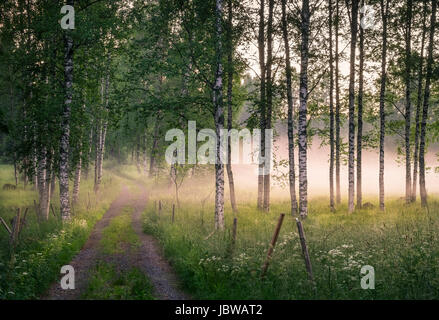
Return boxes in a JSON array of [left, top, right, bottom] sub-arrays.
[[44, 184, 188, 300]]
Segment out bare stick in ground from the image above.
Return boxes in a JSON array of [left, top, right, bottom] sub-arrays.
[[22, 207, 29, 226], [51, 204, 56, 218], [9, 208, 21, 248], [261, 213, 285, 278], [172, 204, 175, 223], [19, 208, 29, 236], [0, 216, 12, 234], [296, 218, 314, 282], [227, 217, 238, 256]]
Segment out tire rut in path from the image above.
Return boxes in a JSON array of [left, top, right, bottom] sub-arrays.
[[44, 184, 190, 300]]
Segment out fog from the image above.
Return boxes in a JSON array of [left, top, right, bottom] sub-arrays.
[[227, 130, 439, 200]]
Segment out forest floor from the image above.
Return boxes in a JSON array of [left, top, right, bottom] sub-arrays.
[[44, 182, 189, 300]]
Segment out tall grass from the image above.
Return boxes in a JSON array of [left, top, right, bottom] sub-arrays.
[[142, 177, 439, 299], [0, 165, 122, 299]]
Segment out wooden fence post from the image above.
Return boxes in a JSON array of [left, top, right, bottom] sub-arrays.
[[296, 218, 314, 282], [51, 204, 56, 218], [227, 217, 238, 256], [22, 207, 29, 226], [261, 213, 285, 278], [232, 217, 237, 246], [9, 208, 21, 248], [0, 216, 12, 234]]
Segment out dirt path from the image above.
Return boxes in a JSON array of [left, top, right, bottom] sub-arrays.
[[131, 184, 190, 300], [44, 184, 189, 300]]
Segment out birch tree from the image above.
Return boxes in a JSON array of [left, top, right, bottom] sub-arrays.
[[419, 0, 436, 208], [298, 0, 310, 218], [281, 0, 298, 215], [378, 0, 390, 211]]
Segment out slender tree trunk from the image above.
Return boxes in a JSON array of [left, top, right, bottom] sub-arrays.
[[136, 134, 141, 173], [94, 121, 100, 188], [412, 0, 427, 202], [347, 0, 359, 213], [50, 158, 56, 199], [59, 0, 74, 221], [329, 0, 336, 212], [143, 132, 148, 175], [214, 0, 225, 230], [379, 0, 390, 211], [335, 0, 341, 204], [419, 0, 436, 208], [226, 0, 238, 213], [38, 147, 47, 220], [73, 147, 82, 204], [42, 151, 53, 220], [298, 0, 310, 218], [357, 0, 365, 209], [281, 0, 298, 215], [84, 124, 93, 180], [257, 0, 266, 210], [404, 0, 413, 204], [14, 154, 18, 186], [95, 70, 109, 193], [149, 115, 161, 177], [263, 0, 274, 212]]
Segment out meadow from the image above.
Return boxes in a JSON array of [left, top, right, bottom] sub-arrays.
[[0, 165, 121, 299], [1, 163, 438, 300], [142, 176, 439, 299]]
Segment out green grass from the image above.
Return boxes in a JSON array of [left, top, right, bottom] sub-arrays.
[[142, 179, 439, 300], [99, 207, 140, 255], [0, 165, 122, 299], [82, 262, 154, 300]]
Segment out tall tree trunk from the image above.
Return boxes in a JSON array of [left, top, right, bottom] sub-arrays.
[[281, 0, 298, 215], [404, 0, 413, 204], [419, 0, 436, 208], [14, 154, 18, 186], [136, 134, 141, 173], [94, 121, 99, 188], [356, 0, 365, 209], [226, 0, 238, 213], [379, 0, 390, 211], [43, 153, 53, 219], [347, 0, 359, 213], [95, 71, 109, 193], [214, 0, 225, 230], [84, 124, 93, 180], [412, 0, 427, 202], [257, 0, 266, 210], [149, 115, 161, 177], [263, 0, 274, 212], [335, 0, 341, 204], [38, 147, 47, 220], [50, 158, 56, 199], [143, 132, 148, 175], [59, 0, 74, 221], [298, 0, 310, 218], [329, 0, 336, 212], [72, 147, 82, 204]]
